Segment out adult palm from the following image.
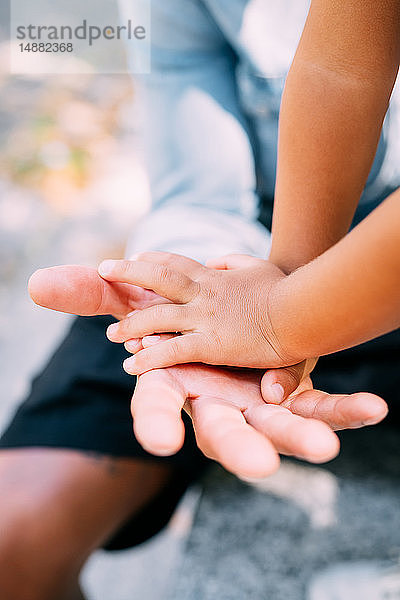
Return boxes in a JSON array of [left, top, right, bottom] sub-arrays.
[[28, 265, 388, 478]]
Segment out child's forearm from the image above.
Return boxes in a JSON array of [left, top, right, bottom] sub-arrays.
[[270, 0, 400, 274], [270, 189, 400, 362]]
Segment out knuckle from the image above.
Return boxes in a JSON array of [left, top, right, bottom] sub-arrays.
[[156, 264, 172, 284], [151, 304, 168, 321], [190, 279, 201, 298], [190, 334, 208, 362], [133, 351, 147, 371], [119, 318, 134, 338], [121, 260, 135, 277], [167, 338, 184, 362]]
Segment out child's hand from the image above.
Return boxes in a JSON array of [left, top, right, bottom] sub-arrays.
[[27, 261, 316, 404], [131, 333, 318, 405], [98, 252, 300, 375]]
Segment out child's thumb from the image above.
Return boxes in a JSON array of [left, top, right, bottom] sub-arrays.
[[261, 358, 318, 404]]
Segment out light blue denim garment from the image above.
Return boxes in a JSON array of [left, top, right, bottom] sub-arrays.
[[120, 0, 400, 261]]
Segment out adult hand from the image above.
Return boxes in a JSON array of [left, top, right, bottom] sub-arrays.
[[29, 264, 388, 478], [28, 264, 316, 404], [132, 363, 387, 478], [28, 264, 166, 320]]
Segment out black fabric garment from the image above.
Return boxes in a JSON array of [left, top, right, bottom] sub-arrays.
[[0, 316, 209, 550], [1, 315, 399, 549]]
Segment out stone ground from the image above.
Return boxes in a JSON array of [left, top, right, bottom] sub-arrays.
[[169, 426, 400, 600]]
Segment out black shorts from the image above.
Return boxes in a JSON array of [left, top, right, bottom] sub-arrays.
[[0, 316, 210, 551], [1, 316, 399, 549]]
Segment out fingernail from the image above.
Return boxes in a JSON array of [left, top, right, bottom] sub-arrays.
[[361, 413, 387, 426], [128, 253, 139, 261], [98, 260, 116, 277], [123, 357, 136, 373], [152, 446, 176, 457], [269, 383, 284, 404], [125, 338, 140, 351], [143, 335, 161, 347], [107, 323, 119, 339]]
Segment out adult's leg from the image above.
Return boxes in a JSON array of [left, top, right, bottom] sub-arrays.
[[0, 314, 208, 600], [0, 448, 174, 600]]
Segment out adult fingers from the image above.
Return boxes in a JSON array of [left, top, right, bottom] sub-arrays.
[[261, 358, 318, 404], [131, 251, 205, 278], [190, 396, 280, 479], [98, 260, 199, 304], [244, 403, 340, 463], [106, 304, 189, 342], [123, 334, 205, 375], [28, 265, 157, 317], [284, 388, 388, 431], [131, 369, 187, 456], [206, 254, 266, 270]]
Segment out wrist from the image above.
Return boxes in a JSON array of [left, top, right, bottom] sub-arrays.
[[269, 242, 311, 276], [267, 273, 315, 366]]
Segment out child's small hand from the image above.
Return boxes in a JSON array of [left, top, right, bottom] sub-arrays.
[[98, 252, 300, 375]]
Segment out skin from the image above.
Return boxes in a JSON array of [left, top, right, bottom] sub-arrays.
[[28, 264, 388, 478], [98, 253, 296, 372], [269, 0, 400, 358], [270, 0, 400, 274], [0, 449, 174, 600], [270, 191, 400, 360], [92, 2, 400, 379], [96, 209, 400, 374]]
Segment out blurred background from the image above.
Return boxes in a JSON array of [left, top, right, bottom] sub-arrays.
[[0, 69, 151, 419], [0, 3, 197, 599]]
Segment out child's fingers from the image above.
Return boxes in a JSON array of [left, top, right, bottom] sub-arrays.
[[124, 333, 176, 354], [142, 333, 176, 347], [206, 254, 266, 270], [123, 334, 204, 375], [244, 404, 340, 463], [132, 251, 205, 278], [131, 370, 186, 456], [124, 338, 143, 354], [98, 260, 199, 304], [106, 304, 189, 343], [285, 389, 388, 431], [190, 396, 280, 479], [261, 358, 318, 404]]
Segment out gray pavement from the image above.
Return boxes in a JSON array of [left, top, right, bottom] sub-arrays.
[[170, 425, 400, 600]]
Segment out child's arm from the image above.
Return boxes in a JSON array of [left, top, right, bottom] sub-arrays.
[[269, 188, 400, 361], [269, 0, 400, 274], [95, 0, 400, 374]]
